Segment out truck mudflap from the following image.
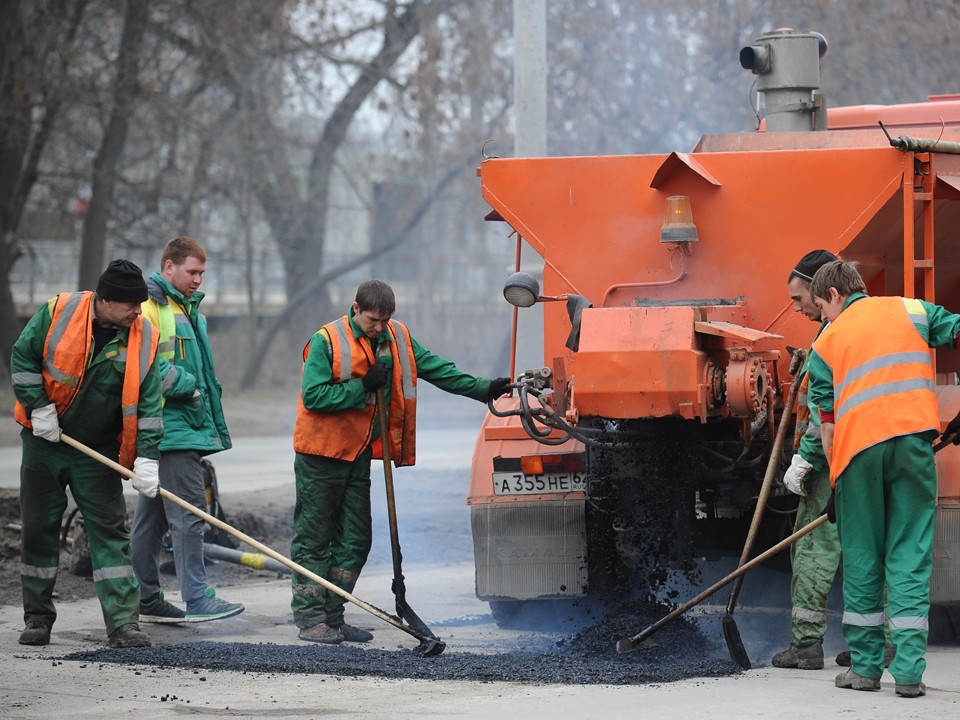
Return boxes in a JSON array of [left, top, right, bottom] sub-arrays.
[[471, 498, 587, 601]]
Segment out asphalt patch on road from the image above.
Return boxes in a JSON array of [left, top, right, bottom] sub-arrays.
[[61, 599, 742, 686]]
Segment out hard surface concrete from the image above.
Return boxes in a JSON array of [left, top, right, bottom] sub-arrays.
[[2, 568, 958, 719], [3, 394, 958, 717]]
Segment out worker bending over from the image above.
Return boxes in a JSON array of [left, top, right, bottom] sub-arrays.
[[290, 279, 510, 644], [12, 260, 162, 648]]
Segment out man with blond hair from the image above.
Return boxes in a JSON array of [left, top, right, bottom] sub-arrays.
[[131, 237, 243, 624]]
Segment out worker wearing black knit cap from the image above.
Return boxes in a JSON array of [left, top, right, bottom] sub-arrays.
[[774, 250, 895, 672], [772, 249, 842, 670], [11, 259, 163, 649]]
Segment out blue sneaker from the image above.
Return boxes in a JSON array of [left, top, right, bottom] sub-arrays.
[[185, 587, 244, 623]]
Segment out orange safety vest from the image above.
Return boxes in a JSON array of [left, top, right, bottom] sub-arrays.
[[14, 291, 160, 469], [812, 296, 939, 484], [293, 316, 418, 466]]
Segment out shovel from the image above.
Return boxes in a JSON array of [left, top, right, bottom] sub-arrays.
[[375, 388, 442, 646], [617, 513, 830, 654], [59, 432, 445, 656], [721, 368, 803, 669], [618, 431, 957, 656]]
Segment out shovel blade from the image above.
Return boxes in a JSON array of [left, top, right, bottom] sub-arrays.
[[722, 613, 752, 669], [415, 638, 446, 656], [396, 597, 441, 642]]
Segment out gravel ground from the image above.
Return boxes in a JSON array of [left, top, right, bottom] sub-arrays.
[[62, 596, 741, 686]]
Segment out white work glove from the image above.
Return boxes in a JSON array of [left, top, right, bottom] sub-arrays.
[[131, 457, 160, 498], [783, 453, 814, 496], [30, 404, 61, 442]]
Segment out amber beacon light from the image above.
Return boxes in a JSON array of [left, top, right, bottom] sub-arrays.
[[660, 195, 699, 244]]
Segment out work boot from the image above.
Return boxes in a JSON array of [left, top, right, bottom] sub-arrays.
[[185, 587, 245, 623], [895, 682, 926, 698], [337, 623, 374, 643], [771, 641, 824, 669], [139, 590, 186, 624], [835, 646, 896, 667], [108, 623, 152, 648], [835, 667, 880, 691], [18, 621, 51, 646], [298, 622, 344, 644]]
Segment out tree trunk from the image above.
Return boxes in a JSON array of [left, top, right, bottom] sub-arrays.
[[77, 0, 149, 290], [257, 0, 429, 349], [0, 0, 86, 374]]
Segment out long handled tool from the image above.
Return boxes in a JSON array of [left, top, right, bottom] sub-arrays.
[[721, 369, 802, 669], [617, 513, 830, 655], [59, 433, 445, 656], [375, 388, 442, 645], [619, 432, 956, 656]]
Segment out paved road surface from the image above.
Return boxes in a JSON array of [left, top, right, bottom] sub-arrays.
[[2, 395, 958, 717]]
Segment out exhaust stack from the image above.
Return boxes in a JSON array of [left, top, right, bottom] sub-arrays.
[[740, 28, 827, 132]]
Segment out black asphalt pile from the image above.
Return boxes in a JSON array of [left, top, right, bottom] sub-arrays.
[[62, 600, 740, 686]]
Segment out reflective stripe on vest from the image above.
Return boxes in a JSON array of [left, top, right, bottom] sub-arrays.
[[813, 296, 939, 484], [293, 316, 418, 465], [118, 316, 160, 469], [150, 298, 190, 403], [14, 292, 94, 425], [13, 292, 159, 470]]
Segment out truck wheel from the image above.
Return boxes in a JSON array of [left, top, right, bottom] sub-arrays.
[[489, 599, 523, 628], [929, 604, 958, 644], [489, 598, 584, 630]]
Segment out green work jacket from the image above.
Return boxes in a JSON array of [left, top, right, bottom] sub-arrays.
[[808, 292, 960, 417], [300, 307, 492, 443], [11, 299, 163, 459], [142, 274, 231, 454]]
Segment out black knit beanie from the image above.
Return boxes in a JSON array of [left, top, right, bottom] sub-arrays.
[[96, 259, 148, 303], [792, 249, 839, 282]]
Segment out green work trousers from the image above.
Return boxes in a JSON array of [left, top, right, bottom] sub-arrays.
[[789, 466, 841, 647], [836, 433, 937, 685], [290, 448, 373, 629], [19, 432, 140, 635]]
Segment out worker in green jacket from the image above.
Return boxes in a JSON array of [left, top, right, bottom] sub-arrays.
[[12, 259, 162, 648], [290, 279, 511, 644], [807, 260, 960, 699], [772, 249, 842, 670], [131, 236, 242, 624]]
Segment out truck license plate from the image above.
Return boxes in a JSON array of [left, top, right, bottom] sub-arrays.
[[492, 471, 586, 496]]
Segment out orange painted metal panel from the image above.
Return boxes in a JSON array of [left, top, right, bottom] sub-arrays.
[[467, 398, 585, 506], [481, 147, 906, 387]]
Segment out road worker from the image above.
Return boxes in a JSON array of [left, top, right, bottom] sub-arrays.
[[291, 279, 511, 644], [807, 259, 960, 698], [774, 250, 896, 672], [12, 259, 162, 648], [771, 249, 842, 670], [131, 237, 243, 624]]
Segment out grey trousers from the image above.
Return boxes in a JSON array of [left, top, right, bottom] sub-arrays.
[[131, 450, 209, 604]]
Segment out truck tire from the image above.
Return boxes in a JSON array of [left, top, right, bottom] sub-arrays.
[[489, 598, 582, 630]]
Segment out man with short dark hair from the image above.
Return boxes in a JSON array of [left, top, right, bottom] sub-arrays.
[[12, 259, 162, 648], [807, 259, 960, 698], [131, 236, 243, 624], [771, 249, 842, 671], [290, 279, 511, 644]]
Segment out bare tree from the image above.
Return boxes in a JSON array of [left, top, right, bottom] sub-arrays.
[[77, 0, 150, 289], [0, 0, 87, 375]]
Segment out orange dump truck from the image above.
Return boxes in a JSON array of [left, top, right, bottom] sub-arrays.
[[468, 28, 960, 626]]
